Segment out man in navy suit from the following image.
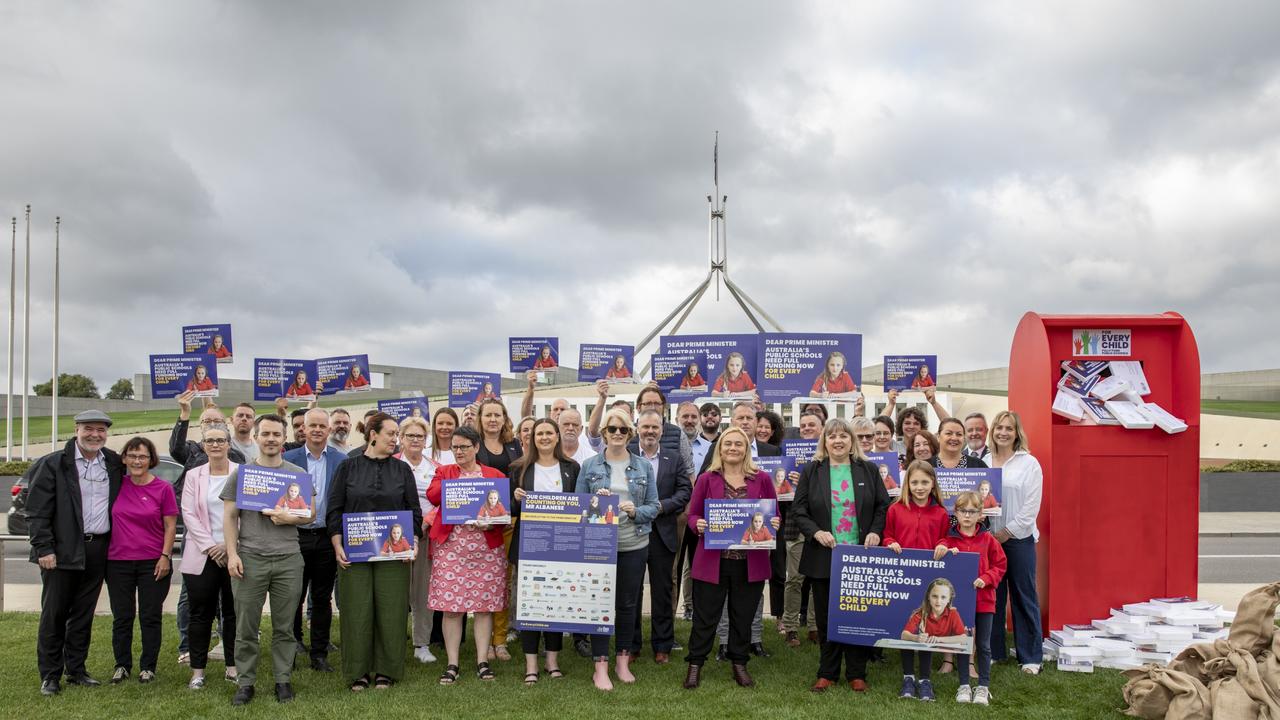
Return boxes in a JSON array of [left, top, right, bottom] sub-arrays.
[[282, 408, 347, 672], [630, 410, 693, 663]]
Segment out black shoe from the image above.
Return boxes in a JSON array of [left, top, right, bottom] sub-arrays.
[[311, 657, 334, 673], [750, 642, 771, 658], [65, 673, 101, 687], [231, 686, 255, 706], [326, 642, 339, 652], [275, 682, 294, 703], [715, 645, 727, 662], [40, 679, 61, 696], [574, 638, 591, 658]]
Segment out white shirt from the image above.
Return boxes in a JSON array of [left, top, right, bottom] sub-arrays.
[[207, 473, 230, 544], [75, 443, 111, 534], [990, 450, 1042, 541], [532, 463, 561, 493], [568, 442, 597, 465], [639, 444, 661, 480]]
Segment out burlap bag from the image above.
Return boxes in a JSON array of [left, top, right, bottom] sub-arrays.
[[1228, 581, 1280, 657], [1211, 676, 1263, 720], [1225, 650, 1280, 718], [1172, 640, 1233, 684], [1121, 665, 1211, 719]]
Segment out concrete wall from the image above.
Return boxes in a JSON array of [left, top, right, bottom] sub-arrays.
[[1201, 369, 1280, 402]]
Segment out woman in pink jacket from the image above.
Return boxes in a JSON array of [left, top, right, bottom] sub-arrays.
[[180, 423, 239, 689]]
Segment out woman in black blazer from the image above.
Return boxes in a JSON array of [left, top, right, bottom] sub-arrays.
[[790, 417, 890, 693], [508, 418, 581, 685]]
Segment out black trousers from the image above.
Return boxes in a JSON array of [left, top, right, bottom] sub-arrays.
[[106, 558, 172, 673], [292, 529, 336, 659], [185, 561, 236, 671], [769, 541, 787, 618], [37, 535, 109, 682], [686, 558, 763, 666], [901, 648, 933, 679], [590, 547, 647, 658], [631, 538, 678, 654], [811, 578, 870, 681], [520, 631, 563, 655]]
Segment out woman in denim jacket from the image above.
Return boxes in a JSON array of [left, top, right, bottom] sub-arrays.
[[576, 408, 660, 691]]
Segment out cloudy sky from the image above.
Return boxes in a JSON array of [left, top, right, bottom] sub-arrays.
[[1, 1, 1277, 394]]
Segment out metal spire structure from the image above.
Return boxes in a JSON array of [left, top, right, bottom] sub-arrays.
[[635, 133, 783, 375]]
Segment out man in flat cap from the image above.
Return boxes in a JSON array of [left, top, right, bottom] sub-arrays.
[[26, 410, 125, 695]]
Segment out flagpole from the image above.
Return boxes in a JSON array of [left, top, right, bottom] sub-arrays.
[[51, 216, 60, 451], [20, 205, 30, 461], [5, 216, 14, 461]]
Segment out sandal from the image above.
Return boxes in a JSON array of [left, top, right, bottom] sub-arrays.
[[524, 672, 540, 687], [546, 668, 565, 679], [350, 675, 371, 692], [476, 662, 496, 681], [439, 665, 460, 686], [938, 660, 955, 675], [494, 645, 512, 661], [374, 675, 393, 690]]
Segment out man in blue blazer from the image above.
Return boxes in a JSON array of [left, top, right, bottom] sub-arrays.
[[282, 408, 348, 672], [630, 410, 693, 663]]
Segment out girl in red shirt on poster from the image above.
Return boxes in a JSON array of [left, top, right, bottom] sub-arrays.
[[381, 524, 413, 555], [936, 491, 1006, 706], [344, 364, 370, 390], [475, 489, 508, 521], [679, 361, 707, 390], [275, 482, 310, 513], [910, 364, 936, 389], [810, 351, 858, 397], [185, 365, 216, 393], [712, 352, 755, 396], [605, 354, 632, 380], [739, 512, 775, 545], [207, 334, 231, 359], [285, 370, 314, 398], [474, 381, 499, 402], [532, 345, 558, 369]]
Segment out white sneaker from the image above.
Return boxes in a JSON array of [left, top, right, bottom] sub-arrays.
[[1020, 663, 1041, 675], [209, 642, 225, 661], [415, 646, 437, 663], [973, 686, 991, 706], [956, 684, 973, 704]]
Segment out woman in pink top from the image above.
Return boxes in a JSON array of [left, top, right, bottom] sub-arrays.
[[105, 437, 178, 684]]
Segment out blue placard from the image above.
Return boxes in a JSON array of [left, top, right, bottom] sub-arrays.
[[342, 511, 416, 562], [150, 353, 219, 399], [514, 492, 620, 635], [510, 337, 559, 373], [235, 465, 314, 516], [254, 358, 319, 402], [827, 545, 978, 653], [781, 439, 818, 467], [377, 398, 431, 422], [441, 477, 511, 525], [756, 456, 797, 501], [182, 323, 234, 364], [651, 352, 709, 398], [704, 498, 777, 550], [315, 354, 372, 395], [758, 332, 862, 403], [447, 371, 502, 408], [866, 451, 902, 498], [935, 468, 1002, 516], [884, 355, 938, 392], [578, 344, 636, 383], [659, 334, 760, 398]]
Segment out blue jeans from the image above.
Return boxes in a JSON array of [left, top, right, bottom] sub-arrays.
[[957, 612, 993, 686], [991, 536, 1043, 664]]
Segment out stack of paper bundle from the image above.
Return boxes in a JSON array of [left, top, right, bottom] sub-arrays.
[[1045, 597, 1233, 673]]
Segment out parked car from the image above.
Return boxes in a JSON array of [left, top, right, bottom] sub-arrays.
[[7, 456, 185, 540]]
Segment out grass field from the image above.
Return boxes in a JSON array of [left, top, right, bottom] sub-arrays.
[[0, 612, 1128, 719], [1200, 400, 1280, 420]]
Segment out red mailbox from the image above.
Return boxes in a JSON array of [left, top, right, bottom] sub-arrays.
[[1008, 312, 1200, 631]]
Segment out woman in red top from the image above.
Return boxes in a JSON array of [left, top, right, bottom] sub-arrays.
[[604, 354, 631, 380], [208, 335, 231, 359], [186, 365, 216, 393], [712, 352, 755, 396], [936, 491, 1006, 705], [380, 524, 413, 555], [274, 483, 309, 512], [532, 345, 558, 369], [285, 370, 313, 398], [426, 425, 509, 685], [810, 351, 858, 397], [910, 364, 936, 389], [680, 361, 707, 390], [739, 512, 774, 545], [344, 365, 370, 390]]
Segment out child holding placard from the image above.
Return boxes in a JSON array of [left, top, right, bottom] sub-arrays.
[[936, 491, 1006, 706], [899, 578, 967, 701], [884, 461, 951, 700]]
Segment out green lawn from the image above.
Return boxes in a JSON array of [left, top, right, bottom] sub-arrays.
[[1201, 400, 1280, 420], [0, 612, 1128, 719]]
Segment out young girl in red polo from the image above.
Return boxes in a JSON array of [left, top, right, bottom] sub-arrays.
[[884, 460, 950, 700], [936, 491, 1006, 706]]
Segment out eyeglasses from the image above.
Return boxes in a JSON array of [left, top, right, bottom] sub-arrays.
[[855, 433, 874, 440], [124, 454, 152, 462], [604, 426, 629, 435], [450, 445, 475, 453], [874, 430, 893, 437], [203, 438, 229, 446], [638, 401, 663, 409], [955, 508, 982, 516], [402, 433, 426, 441]]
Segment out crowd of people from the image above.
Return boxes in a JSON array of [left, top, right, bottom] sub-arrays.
[[26, 373, 1044, 708]]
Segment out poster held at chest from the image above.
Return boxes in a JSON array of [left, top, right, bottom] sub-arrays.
[[704, 499, 777, 550], [935, 468, 1002, 515], [781, 439, 818, 468], [236, 465, 314, 516], [441, 477, 511, 525], [150, 353, 219, 398], [182, 323, 234, 363], [757, 456, 797, 501], [343, 510, 416, 562], [514, 492, 620, 635], [827, 545, 978, 653]]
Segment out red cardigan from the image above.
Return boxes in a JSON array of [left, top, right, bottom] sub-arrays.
[[883, 500, 950, 551], [426, 464, 507, 552]]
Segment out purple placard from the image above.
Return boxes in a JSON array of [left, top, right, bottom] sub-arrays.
[[651, 352, 709, 398], [377, 397, 431, 422], [448, 371, 503, 408], [782, 439, 818, 468], [255, 358, 319, 402], [578, 344, 636, 383], [935, 467, 1002, 516], [150, 353, 219, 399], [704, 498, 777, 550], [342, 510, 416, 562], [182, 323, 234, 364], [758, 332, 862, 403], [316, 354, 372, 395], [510, 337, 560, 373], [441, 477, 511, 525], [659, 334, 760, 398], [514, 492, 620, 635], [756, 456, 797, 501], [235, 465, 314, 516], [866, 451, 901, 498], [884, 355, 938, 392]]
